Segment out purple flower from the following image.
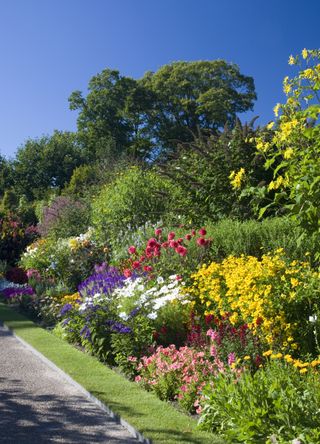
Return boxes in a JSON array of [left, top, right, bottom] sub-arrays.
[[60, 303, 73, 316], [1, 286, 35, 299], [80, 325, 91, 339]]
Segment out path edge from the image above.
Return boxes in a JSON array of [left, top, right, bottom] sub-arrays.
[[0, 320, 152, 444]]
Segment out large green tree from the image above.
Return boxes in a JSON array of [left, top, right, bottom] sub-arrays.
[[69, 69, 154, 161], [13, 131, 86, 200], [141, 60, 256, 156], [0, 155, 13, 198], [69, 61, 256, 161]]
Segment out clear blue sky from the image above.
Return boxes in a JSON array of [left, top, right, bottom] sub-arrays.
[[0, 0, 319, 158]]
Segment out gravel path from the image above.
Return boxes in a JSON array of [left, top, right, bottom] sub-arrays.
[[0, 325, 138, 443]]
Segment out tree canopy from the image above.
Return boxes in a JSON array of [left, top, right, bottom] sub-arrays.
[[69, 60, 256, 161]]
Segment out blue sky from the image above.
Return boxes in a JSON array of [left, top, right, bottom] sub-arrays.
[[0, 0, 319, 158]]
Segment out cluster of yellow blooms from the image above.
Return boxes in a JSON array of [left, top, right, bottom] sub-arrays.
[[60, 292, 80, 308], [263, 350, 320, 374], [187, 249, 318, 352], [229, 167, 246, 189]]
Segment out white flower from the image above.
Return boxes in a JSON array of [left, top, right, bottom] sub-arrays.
[[157, 276, 164, 284], [147, 312, 157, 320], [119, 312, 128, 321], [309, 314, 318, 323]]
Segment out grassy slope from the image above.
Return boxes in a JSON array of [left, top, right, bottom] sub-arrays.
[[0, 302, 223, 444]]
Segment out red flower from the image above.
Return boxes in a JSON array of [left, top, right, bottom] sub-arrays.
[[123, 269, 132, 278], [161, 241, 169, 248], [199, 227, 207, 236], [140, 255, 146, 262], [143, 265, 153, 272], [155, 228, 162, 237], [168, 231, 175, 240], [196, 237, 207, 246], [132, 261, 140, 269], [176, 245, 188, 257], [175, 275, 182, 281], [177, 237, 184, 244], [191, 229, 196, 236], [147, 238, 158, 248], [128, 245, 136, 255], [169, 240, 179, 248], [185, 234, 192, 241]]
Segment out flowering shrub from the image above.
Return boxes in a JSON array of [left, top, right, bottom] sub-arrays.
[[187, 250, 320, 355], [122, 226, 212, 281], [134, 342, 242, 414], [20, 229, 109, 290], [0, 213, 38, 265]]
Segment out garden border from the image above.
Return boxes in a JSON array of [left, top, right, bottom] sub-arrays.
[[0, 302, 221, 444]]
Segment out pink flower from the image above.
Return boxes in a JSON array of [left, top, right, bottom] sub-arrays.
[[176, 245, 188, 257], [196, 237, 207, 247], [191, 229, 196, 236], [175, 275, 182, 280], [123, 269, 132, 278], [128, 246, 136, 255], [147, 238, 158, 248], [228, 352, 236, 366], [199, 227, 207, 236], [185, 234, 192, 241], [128, 356, 137, 362], [132, 261, 140, 269], [169, 240, 179, 248], [155, 228, 162, 237], [161, 241, 169, 248], [168, 231, 175, 240], [135, 375, 142, 382]]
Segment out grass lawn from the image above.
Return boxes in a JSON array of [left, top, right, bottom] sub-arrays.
[[0, 302, 223, 444]]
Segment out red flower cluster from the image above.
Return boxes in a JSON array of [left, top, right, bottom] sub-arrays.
[[124, 226, 212, 277]]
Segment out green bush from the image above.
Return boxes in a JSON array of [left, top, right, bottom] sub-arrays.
[[206, 217, 316, 263], [199, 361, 320, 443], [91, 166, 186, 247]]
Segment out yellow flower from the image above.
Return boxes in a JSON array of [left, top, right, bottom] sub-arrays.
[[229, 168, 245, 189], [243, 355, 251, 361], [273, 103, 281, 117], [288, 55, 295, 65], [263, 350, 273, 357], [299, 368, 308, 374], [301, 68, 313, 79], [302, 48, 308, 59], [267, 121, 274, 130]]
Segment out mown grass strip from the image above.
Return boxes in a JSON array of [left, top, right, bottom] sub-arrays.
[[0, 302, 222, 444]]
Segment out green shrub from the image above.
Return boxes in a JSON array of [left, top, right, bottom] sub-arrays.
[[199, 361, 320, 443], [206, 217, 316, 262], [91, 166, 186, 247]]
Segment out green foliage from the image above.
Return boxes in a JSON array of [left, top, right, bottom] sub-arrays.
[[0, 155, 14, 198], [142, 60, 256, 156], [205, 217, 316, 262], [37, 195, 91, 240], [69, 60, 256, 161], [91, 166, 184, 247], [13, 131, 86, 200], [199, 361, 320, 443], [252, 49, 320, 259], [64, 164, 100, 197], [20, 233, 108, 291], [158, 121, 268, 222], [1, 189, 18, 212], [69, 69, 154, 161]]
